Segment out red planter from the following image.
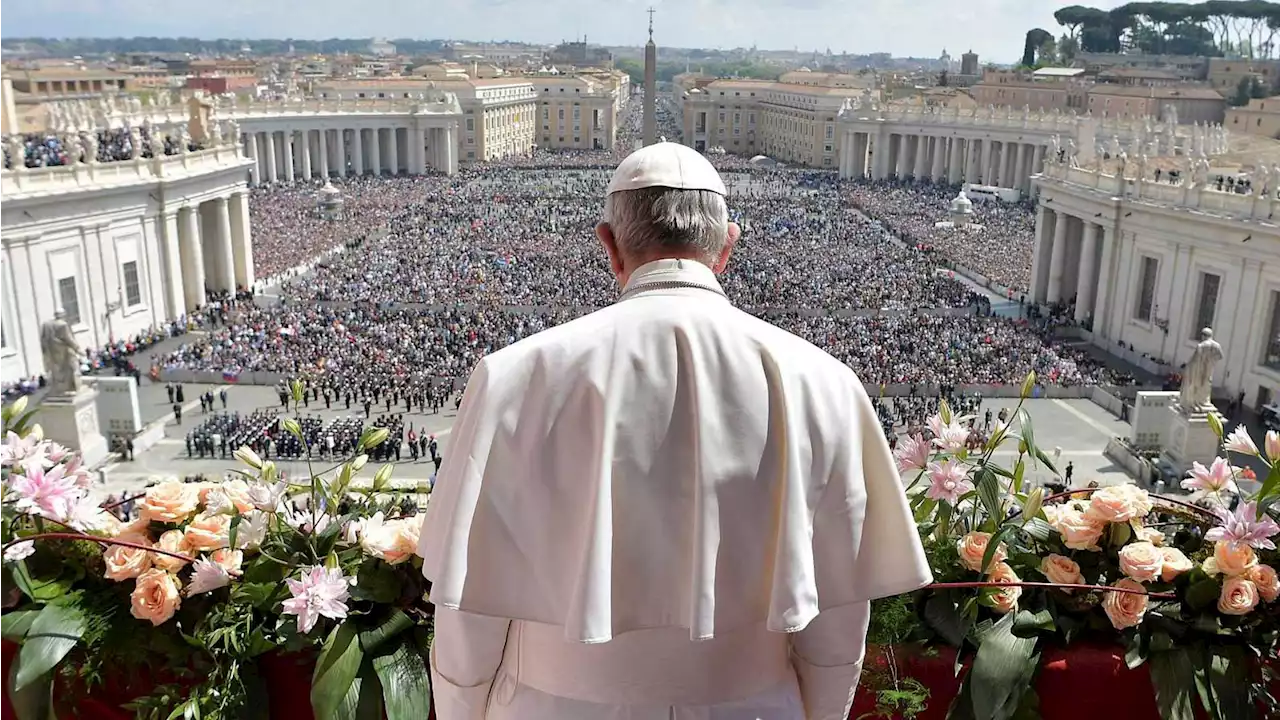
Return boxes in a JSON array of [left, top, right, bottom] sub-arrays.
[[850, 643, 1264, 720]]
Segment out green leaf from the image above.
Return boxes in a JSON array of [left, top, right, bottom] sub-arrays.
[[337, 661, 384, 720], [1149, 649, 1196, 720], [10, 562, 72, 602], [924, 592, 968, 647], [1186, 578, 1221, 612], [371, 640, 432, 720], [1, 608, 41, 641], [358, 609, 415, 656], [228, 512, 242, 553], [913, 497, 938, 523], [15, 604, 85, 691], [312, 622, 364, 720], [1013, 459, 1026, 494], [6, 653, 51, 720], [1033, 447, 1059, 476], [353, 561, 404, 606], [231, 582, 284, 610], [1207, 646, 1253, 720], [1022, 517, 1054, 542], [1012, 608, 1055, 638], [1017, 408, 1036, 458], [982, 525, 1017, 574], [1256, 464, 1280, 506], [976, 468, 1004, 524], [969, 614, 1040, 720]]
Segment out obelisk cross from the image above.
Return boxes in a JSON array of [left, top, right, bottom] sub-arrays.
[[647, 6, 655, 39]]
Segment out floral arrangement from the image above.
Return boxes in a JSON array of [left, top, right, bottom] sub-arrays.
[[1, 384, 434, 720], [869, 372, 1280, 720]]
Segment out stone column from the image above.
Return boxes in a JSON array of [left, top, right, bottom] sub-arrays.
[[318, 128, 330, 179], [212, 197, 236, 293], [1047, 212, 1069, 303], [282, 131, 295, 182], [229, 191, 254, 289], [948, 138, 964, 184], [157, 209, 185, 318], [370, 127, 382, 176], [264, 131, 278, 184], [1015, 142, 1028, 192], [300, 130, 312, 181], [178, 206, 206, 311], [352, 128, 365, 175], [931, 137, 947, 183], [981, 140, 995, 185], [1030, 206, 1050, 303], [245, 132, 259, 186], [1074, 223, 1100, 322], [388, 127, 399, 175], [445, 123, 458, 175], [967, 139, 980, 183], [1094, 224, 1117, 340], [1032, 144, 1045, 177]]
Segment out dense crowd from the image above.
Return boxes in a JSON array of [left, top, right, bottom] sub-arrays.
[[2, 126, 202, 169], [847, 180, 1037, 293]]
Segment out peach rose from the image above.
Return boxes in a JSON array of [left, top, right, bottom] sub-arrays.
[[184, 513, 231, 552], [139, 482, 200, 524], [130, 568, 182, 626], [1102, 578, 1149, 630], [1118, 541, 1164, 583], [1245, 565, 1279, 603], [395, 518, 421, 555], [210, 548, 244, 577], [1159, 547, 1194, 582], [103, 535, 153, 581], [1205, 541, 1257, 577], [1085, 484, 1152, 524], [361, 516, 418, 565], [1040, 553, 1084, 588], [219, 480, 256, 514], [1051, 505, 1107, 551], [956, 531, 1007, 573], [987, 562, 1022, 615], [1136, 526, 1165, 546], [151, 530, 193, 573], [1217, 576, 1260, 616]]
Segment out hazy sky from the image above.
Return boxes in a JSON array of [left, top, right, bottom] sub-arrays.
[[1, 0, 1128, 62]]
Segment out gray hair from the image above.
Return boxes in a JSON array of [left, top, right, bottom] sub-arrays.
[[602, 187, 729, 263]]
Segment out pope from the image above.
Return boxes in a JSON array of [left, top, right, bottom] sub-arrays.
[[418, 142, 932, 720]]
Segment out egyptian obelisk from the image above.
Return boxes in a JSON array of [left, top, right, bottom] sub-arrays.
[[642, 7, 657, 146]]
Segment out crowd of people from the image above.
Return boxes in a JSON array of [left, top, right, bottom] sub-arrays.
[[846, 180, 1038, 293], [2, 126, 202, 169]]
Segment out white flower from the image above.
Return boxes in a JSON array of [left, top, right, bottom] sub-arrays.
[[203, 488, 235, 516], [1225, 425, 1259, 456], [234, 511, 269, 550], [246, 480, 287, 512], [3, 540, 35, 563], [341, 518, 366, 546], [64, 499, 116, 533], [187, 557, 232, 596], [0, 432, 51, 473]]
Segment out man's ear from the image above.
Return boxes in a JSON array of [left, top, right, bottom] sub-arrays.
[[596, 222, 625, 278], [712, 222, 740, 274]]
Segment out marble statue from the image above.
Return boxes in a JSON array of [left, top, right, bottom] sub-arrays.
[[1066, 137, 1078, 161], [1051, 134, 1061, 157], [1270, 164, 1280, 194], [40, 311, 81, 396], [1109, 135, 1122, 157], [1164, 104, 1178, 126], [1193, 157, 1210, 186], [1136, 154, 1148, 184], [178, 126, 191, 154], [229, 120, 241, 147], [1117, 151, 1128, 178], [81, 132, 98, 163], [1180, 328, 1223, 412], [130, 126, 143, 159], [6, 135, 25, 166], [210, 120, 224, 144]]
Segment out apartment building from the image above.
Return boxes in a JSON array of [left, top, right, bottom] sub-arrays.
[[972, 70, 1225, 122], [313, 77, 537, 162], [6, 68, 133, 97], [1208, 57, 1280, 94], [530, 74, 619, 150], [676, 74, 867, 167], [1226, 96, 1280, 138]]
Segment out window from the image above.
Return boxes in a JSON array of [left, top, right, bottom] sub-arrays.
[[466, 118, 474, 132], [1192, 272, 1220, 338], [718, 112, 725, 123], [58, 277, 81, 325], [573, 136, 580, 143], [826, 124, 834, 139], [573, 106, 580, 120], [1265, 291, 1280, 371], [543, 108, 549, 120], [1134, 256, 1158, 321], [558, 108, 565, 120], [123, 261, 142, 307]]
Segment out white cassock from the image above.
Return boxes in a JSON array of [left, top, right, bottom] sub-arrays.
[[419, 259, 933, 720]]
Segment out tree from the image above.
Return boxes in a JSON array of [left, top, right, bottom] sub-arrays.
[[1022, 28, 1054, 67], [939, 69, 949, 87], [1230, 74, 1265, 105]]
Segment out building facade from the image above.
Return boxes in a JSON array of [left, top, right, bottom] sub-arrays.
[[972, 70, 1226, 123], [531, 75, 618, 150], [1226, 96, 1280, 138], [1031, 161, 1280, 412], [1, 129, 252, 385]]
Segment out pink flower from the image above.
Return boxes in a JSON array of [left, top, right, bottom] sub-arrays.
[[1224, 426, 1259, 456], [44, 443, 70, 464], [0, 432, 50, 473], [282, 566, 354, 634], [893, 434, 931, 474], [1205, 502, 1280, 551], [9, 464, 81, 520], [1180, 458, 1239, 503], [3, 540, 35, 563], [187, 557, 233, 596], [1265, 430, 1279, 463], [926, 414, 969, 452], [925, 459, 973, 505]]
